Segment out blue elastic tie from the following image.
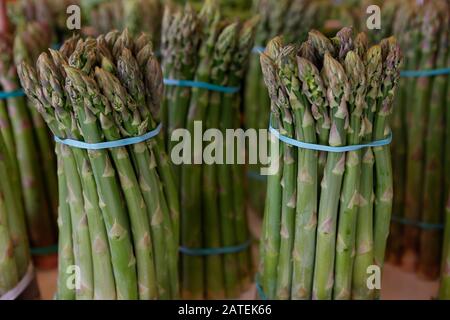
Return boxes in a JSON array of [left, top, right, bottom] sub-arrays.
[[179, 240, 251, 256], [30, 244, 58, 256], [391, 215, 444, 230], [400, 67, 450, 77], [54, 123, 162, 150], [163, 78, 240, 94], [255, 275, 267, 300], [270, 124, 392, 152], [0, 89, 26, 99], [252, 46, 265, 54], [51, 43, 62, 50], [247, 170, 267, 181]]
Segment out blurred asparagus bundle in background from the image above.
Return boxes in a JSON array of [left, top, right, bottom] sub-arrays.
[[161, 0, 257, 299], [259, 28, 402, 300], [80, 0, 163, 46], [7, 0, 79, 43], [0, 108, 32, 298], [1, 21, 58, 267], [384, 0, 450, 282], [18, 29, 179, 300]]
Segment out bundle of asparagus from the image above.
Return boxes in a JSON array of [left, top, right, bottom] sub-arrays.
[[0, 126, 33, 298], [18, 29, 179, 300], [7, 0, 78, 43], [386, 0, 450, 280], [440, 193, 450, 299], [161, 0, 257, 299], [244, 0, 354, 216], [258, 27, 402, 300], [81, 0, 162, 45], [0, 21, 58, 266]]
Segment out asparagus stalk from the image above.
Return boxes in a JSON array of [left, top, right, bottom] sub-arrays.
[[55, 145, 75, 300], [373, 37, 401, 298], [181, 0, 222, 299], [419, 5, 449, 280], [204, 22, 239, 299], [259, 48, 284, 299], [403, 3, 439, 270], [227, 17, 258, 291], [334, 49, 366, 300], [351, 44, 382, 300], [439, 195, 450, 299], [0, 33, 55, 255], [313, 52, 349, 300], [0, 116, 29, 278]]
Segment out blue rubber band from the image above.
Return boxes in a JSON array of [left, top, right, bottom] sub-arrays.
[[269, 124, 392, 152], [400, 68, 450, 77], [51, 43, 62, 50], [54, 123, 162, 150], [30, 244, 58, 256], [255, 275, 267, 300], [252, 46, 265, 54], [391, 215, 444, 230], [0, 89, 26, 100], [163, 78, 240, 94], [179, 240, 251, 256], [247, 170, 267, 181]]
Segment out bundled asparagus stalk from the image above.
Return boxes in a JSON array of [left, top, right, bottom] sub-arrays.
[[0, 21, 58, 266], [385, 0, 450, 280], [440, 194, 450, 300], [18, 29, 179, 300], [259, 27, 402, 300], [0, 126, 32, 298], [161, 0, 257, 299]]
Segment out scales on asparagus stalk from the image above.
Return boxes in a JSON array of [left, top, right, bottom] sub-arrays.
[[18, 29, 179, 300], [258, 27, 402, 300]]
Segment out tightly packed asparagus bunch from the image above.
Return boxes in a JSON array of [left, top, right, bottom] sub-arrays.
[[259, 27, 402, 300], [18, 29, 179, 300], [0, 127, 32, 297], [161, 0, 257, 299], [244, 0, 355, 216], [386, 0, 450, 280], [1, 22, 58, 264]]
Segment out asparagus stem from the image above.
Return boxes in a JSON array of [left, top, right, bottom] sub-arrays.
[[313, 53, 349, 300]]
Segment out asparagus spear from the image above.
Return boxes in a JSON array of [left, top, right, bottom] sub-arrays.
[[419, 5, 449, 280], [334, 49, 366, 300], [351, 44, 382, 300], [439, 195, 450, 299], [166, 4, 200, 182], [259, 46, 284, 300], [373, 37, 401, 298], [313, 52, 349, 300], [55, 146, 75, 300], [0, 33, 55, 256], [180, 0, 222, 299], [0, 178, 19, 296], [204, 22, 239, 299], [227, 16, 259, 291], [403, 3, 439, 270]]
